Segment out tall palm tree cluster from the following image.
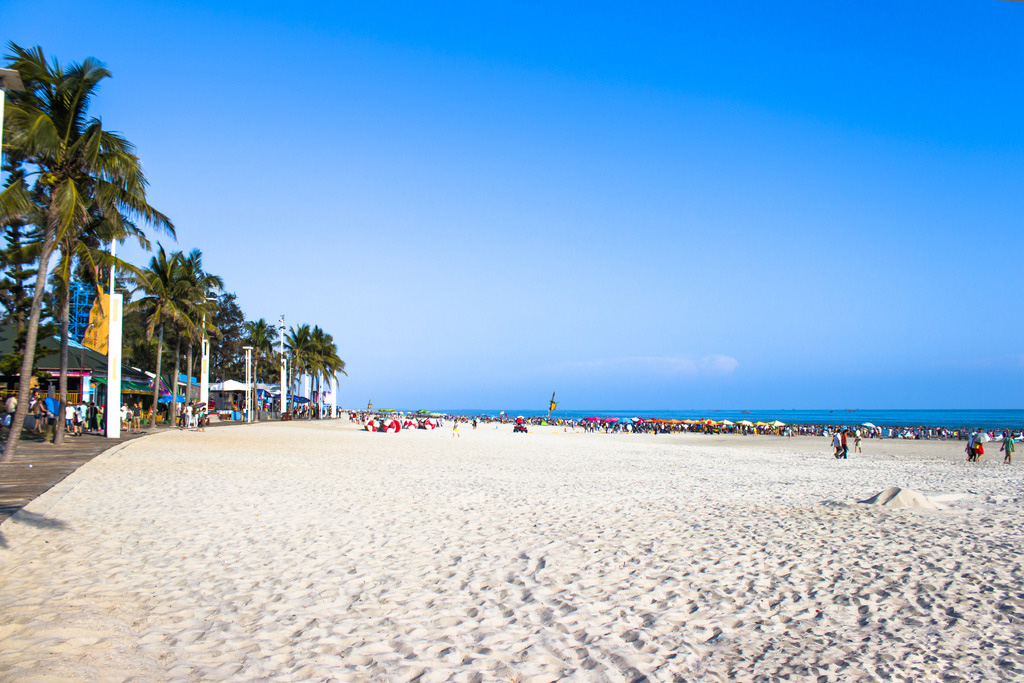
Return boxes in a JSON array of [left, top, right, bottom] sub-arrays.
[[127, 246, 222, 426], [0, 44, 171, 459], [242, 319, 347, 419], [284, 323, 346, 418], [0, 44, 347, 457]]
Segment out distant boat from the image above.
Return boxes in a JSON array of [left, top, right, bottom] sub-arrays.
[[742, 410, 751, 414], [845, 409, 857, 412]]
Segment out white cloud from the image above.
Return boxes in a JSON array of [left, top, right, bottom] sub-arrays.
[[558, 355, 739, 377], [698, 354, 740, 375]]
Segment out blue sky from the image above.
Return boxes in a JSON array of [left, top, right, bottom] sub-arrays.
[[6, 1, 1024, 410]]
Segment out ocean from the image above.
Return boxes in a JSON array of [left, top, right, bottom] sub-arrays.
[[438, 409, 1024, 430]]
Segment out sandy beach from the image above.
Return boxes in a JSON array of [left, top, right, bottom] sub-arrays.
[[1, 420, 1022, 682]]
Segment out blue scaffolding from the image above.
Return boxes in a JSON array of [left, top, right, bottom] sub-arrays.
[[69, 282, 97, 341]]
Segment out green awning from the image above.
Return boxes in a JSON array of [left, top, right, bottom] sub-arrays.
[[91, 378, 152, 393]]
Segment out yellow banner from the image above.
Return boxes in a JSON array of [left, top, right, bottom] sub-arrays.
[[82, 291, 109, 355]]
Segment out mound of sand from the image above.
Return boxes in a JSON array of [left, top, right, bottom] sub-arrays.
[[859, 486, 943, 509]]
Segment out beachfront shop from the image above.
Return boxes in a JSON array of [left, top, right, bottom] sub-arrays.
[[0, 325, 155, 409]]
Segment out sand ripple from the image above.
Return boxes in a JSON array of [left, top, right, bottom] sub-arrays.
[[1, 424, 1022, 681]]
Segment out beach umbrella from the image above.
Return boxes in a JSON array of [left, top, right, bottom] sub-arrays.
[[737, 420, 754, 426], [976, 432, 991, 443], [772, 420, 787, 427], [861, 422, 878, 429], [719, 419, 734, 425], [384, 419, 401, 433]]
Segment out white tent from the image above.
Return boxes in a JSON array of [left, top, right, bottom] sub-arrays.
[[209, 379, 249, 391]]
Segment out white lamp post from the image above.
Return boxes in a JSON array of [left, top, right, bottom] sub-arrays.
[[0, 69, 25, 184], [105, 241, 123, 438], [198, 296, 218, 409], [279, 316, 287, 418], [243, 345, 253, 423]]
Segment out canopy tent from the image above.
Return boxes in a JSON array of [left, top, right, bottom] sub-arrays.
[[209, 379, 249, 391]]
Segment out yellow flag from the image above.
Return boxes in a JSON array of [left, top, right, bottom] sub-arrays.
[[82, 291, 109, 355]]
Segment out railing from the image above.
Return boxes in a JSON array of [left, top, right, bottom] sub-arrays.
[[1, 390, 82, 404]]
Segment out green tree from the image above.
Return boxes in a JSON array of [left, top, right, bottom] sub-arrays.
[[127, 245, 186, 426], [286, 324, 346, 418], [1, 44, 172, 460], [49, 212, 146, 443], [244, 318, 274, 418], [210, 292, 245, 382], [177, 249, 222, 406], [309, 325, 346, 418]]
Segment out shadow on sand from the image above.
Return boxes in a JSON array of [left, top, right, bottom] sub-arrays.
[[0, 507, 69, 548]]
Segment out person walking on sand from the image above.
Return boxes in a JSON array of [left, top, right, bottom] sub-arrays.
[[1001, 432, 1015, 464], [968, 431, 985, 462], [966, 431, 977, 462], [839, 429, 849, 459], [832, 431, 842, 458], [854, 429, 862, 453], [453, 421, 460, 438]]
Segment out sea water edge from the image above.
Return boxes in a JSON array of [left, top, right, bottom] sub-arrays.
[[426, 408, 1024, 430]]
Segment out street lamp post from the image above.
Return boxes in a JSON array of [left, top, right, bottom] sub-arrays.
[[279, 316, 287, 418], [0, 68, 25, 184], [243, 345, 253, 423], [198, 296, 218, 410], [105, 241, 123, 438]]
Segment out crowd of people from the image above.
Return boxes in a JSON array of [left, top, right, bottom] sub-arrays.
[[2, 392, 152, 437]]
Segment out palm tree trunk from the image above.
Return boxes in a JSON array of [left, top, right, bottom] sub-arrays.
[[55, 286, 70, 445], [150, 322, 164, 426], [2, 221, 57, 462], [171, 332, 181, 426]]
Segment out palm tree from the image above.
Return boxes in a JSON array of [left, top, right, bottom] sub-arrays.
[[308, 326, 346, 418], [244, 318, 274, 418], [285, 324, 314, 417], [177, 249, 222, 407], [1, 44, 172, 460], [127, 246, 187, 426], [49, 211, 147, 443]]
